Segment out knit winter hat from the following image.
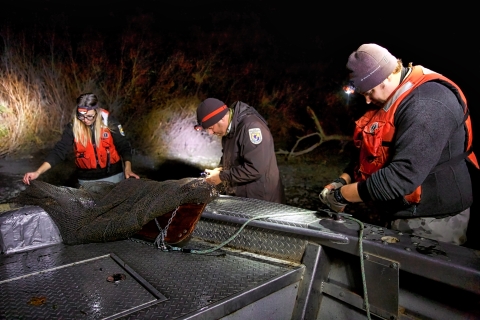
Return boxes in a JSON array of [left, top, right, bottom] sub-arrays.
[[196, 98, 228, 129], [346, 43, 397, 93]]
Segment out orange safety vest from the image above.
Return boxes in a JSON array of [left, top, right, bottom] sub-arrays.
[[74, 110, 121, 170], [353, 66, 479, 204]]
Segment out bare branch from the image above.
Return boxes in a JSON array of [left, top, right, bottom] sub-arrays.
[[276, 106, 351, 160]]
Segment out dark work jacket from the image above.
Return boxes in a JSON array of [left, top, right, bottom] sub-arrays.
[[218, 101, 285, 204], [346, 67, 474, 219]]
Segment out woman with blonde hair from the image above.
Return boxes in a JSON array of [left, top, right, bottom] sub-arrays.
[[23, 93, 139, 186]]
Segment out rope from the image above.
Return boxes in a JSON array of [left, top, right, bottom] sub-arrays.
[[165, 212, 308, 254], [340, 213, 371, 320]]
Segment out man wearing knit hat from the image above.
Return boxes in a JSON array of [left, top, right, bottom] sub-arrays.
[[195, 98, 285, 204], [319, 43, 478, 245]]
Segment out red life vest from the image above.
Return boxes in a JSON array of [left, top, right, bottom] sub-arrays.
[[353, 66, 479, 204], [74, 110, 121, 170]]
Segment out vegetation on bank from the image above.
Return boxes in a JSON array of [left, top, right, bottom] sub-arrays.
[[0, 10, 357, 164]]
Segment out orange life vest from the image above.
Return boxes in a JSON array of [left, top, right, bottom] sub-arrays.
[[353, 66, 479, 204], [74, 110, 121, 170]]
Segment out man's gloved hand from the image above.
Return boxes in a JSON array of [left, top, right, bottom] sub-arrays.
[[319, 187, 350, 213], [319, 178, 347, 205], [323, 177, 347, 192]]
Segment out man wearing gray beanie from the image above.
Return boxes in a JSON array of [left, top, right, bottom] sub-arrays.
[[320, 43, 478, 245], [194, 98, 285, 204]]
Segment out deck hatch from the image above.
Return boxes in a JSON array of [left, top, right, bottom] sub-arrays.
[[0, 253, 167, 319]]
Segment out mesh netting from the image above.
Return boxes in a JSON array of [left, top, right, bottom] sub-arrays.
[[15, 178, 219, 245]]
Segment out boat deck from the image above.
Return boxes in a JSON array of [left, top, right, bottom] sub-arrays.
[[0, 238, 303, 319], [1, 195, 479, 319]]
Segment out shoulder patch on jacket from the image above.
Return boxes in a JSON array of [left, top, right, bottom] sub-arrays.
[[248, 128, 262, 144], [118, 124, 125, 136]]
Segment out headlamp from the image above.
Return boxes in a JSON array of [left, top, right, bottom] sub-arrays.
[[194, 124, 203, 131], [343, 82, 355, 94], [77, 105, 98, 114]]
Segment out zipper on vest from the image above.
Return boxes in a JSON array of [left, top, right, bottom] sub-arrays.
[[92, 142, 100, 168], [91, 127, 100, 168], [106, 148, 110, 173]]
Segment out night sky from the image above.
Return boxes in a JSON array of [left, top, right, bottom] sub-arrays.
[[3, 2, 475, 84], [2, 1, 478, 132]]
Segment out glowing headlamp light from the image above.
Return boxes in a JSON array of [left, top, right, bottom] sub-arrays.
[[343, 82, 355, 94]]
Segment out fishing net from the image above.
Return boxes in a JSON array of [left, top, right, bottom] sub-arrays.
[[15, 178, 219, 245]]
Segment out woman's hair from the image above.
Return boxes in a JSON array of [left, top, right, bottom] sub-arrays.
[[76, 93, 98, 109], [72, 93, 108, 147]]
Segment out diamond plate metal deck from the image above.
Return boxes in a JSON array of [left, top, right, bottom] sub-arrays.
[[194, 219, 309, 262], [203, 196, 319, 227], [0, 238, 303, 319], [193, 196, 345, 262], [0, 253, 167, 319]]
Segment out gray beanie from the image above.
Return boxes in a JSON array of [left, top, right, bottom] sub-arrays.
[[346, 43, 397, 93], [196, 98, 228, 129]]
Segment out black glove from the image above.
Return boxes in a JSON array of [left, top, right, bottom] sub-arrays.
[[319, 187, 350, 213]]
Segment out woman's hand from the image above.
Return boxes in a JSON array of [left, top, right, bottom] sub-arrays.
[[22, 162, 51, 185], [23, 171, 40, 185], [125, 170, 140, 179], [124, 161, 140, 179]]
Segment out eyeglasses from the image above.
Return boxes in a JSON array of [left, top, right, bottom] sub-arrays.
[[77, 113, 97, 121]]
